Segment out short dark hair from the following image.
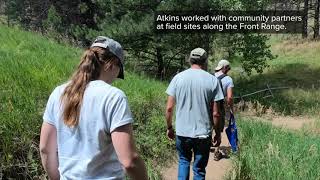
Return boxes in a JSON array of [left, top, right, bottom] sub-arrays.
[[189, 56, 207, 65]]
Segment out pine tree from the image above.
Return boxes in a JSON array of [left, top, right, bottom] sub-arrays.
[[303, 0, 309, 38], [314, 0, 320, 38]]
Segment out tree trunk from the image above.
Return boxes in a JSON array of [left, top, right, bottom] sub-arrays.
[[303, 0, 309, 38], [314, 0, 320, 39], [4, 0, 10, 26], [156, 47, 164, 80], [80, 0, 98, 29], [7, 12, 10, 27]]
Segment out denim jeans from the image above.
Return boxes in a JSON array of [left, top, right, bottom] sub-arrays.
[[176, 135, 211, 180]]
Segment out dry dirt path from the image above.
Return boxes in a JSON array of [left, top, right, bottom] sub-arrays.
[[269, 116, 314, 130], [243, 113, 315, 130], [161, 129, 232, 180]]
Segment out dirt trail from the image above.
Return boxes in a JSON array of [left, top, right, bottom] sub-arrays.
[[269, 116, 313, 130], [161, 115, 315, 180], [242, 113, 315, 130], [162, 130, 232, 180]]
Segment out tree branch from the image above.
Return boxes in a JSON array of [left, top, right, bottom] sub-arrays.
[[165, 49, 184, 69]]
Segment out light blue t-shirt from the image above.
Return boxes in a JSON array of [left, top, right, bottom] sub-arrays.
[[166, 68, 224, 138], [43, 80, 133, 180], [214, 71, 234, 97]]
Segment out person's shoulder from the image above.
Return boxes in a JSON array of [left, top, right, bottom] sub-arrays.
[[95, 81, 126, 97], [224, 75, 233, 82], [51, 82, 68, 96], [45, 83, 69, 106], [176, 69, 190, 76], [58, 82, 69, 90], [203, 70, 214, 76], [170, 70, 185, 80], [109, 86, 126, 98], [205, 71, 217, 80]]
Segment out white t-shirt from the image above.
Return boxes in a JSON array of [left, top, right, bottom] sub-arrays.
[[43, 80, 133, 180]]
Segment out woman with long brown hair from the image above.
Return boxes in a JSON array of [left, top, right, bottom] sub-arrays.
[[39, 36, 147, 180]]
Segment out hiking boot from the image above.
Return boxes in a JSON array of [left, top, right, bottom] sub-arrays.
[[214, 151, 223, 161]]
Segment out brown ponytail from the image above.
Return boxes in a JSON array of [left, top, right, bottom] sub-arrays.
[[61, 47, 118, 127]]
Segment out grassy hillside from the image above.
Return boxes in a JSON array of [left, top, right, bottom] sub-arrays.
[[233, 36, 320, 116], [0, 25, 172, 179], [229, 36, 320, 180], [230, 118, 320, 180]]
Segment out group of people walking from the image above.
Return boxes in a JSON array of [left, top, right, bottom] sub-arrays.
[[39, 36, 234, 180], [165, 48, 234, 179]]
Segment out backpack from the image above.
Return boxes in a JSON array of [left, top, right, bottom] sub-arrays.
[[216, 73, 227, 95], [213, 73, 227, 132]]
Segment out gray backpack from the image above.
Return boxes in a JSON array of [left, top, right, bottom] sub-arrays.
[[216, 73, 227, 94], [214, 73, 227, 132]]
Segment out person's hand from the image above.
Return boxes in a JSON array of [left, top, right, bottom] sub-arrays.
[[212, 134, 221, 147], [229, 108, 234, 115], [167, 127, 175, 140]]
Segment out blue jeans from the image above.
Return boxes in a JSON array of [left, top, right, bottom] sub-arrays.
[[176, 135, 211, 180]]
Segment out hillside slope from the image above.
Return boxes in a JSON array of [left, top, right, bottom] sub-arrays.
[[0, 25, 172, 179], [230, 36, 320, 180], [234, 36, 320, 116]]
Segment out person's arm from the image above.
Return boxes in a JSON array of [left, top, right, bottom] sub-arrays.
[[212, 101, 221, 147], [227, 87, 234, 113], [39, 122, 60, 180], [165, 96, 175, 140], [112, 124, 148, 180]]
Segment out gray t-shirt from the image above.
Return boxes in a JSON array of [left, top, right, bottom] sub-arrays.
[[166, 68, 224, 138], [214, 71, 234, 97], [43, 80, 133, 179]]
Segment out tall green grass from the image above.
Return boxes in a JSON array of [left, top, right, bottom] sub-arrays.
[[2, 25, 320, 180], [229, 36, 320, 180], [228, 118, 320, 180], [0, 25, 172, 179], [233, 37, 320, 116], [0, 25, 79, 179]]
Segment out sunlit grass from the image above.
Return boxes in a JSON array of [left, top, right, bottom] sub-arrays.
[[228, 118, 320, 180], [0, 25, 171, 179], [234, 36, 320, 116]]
